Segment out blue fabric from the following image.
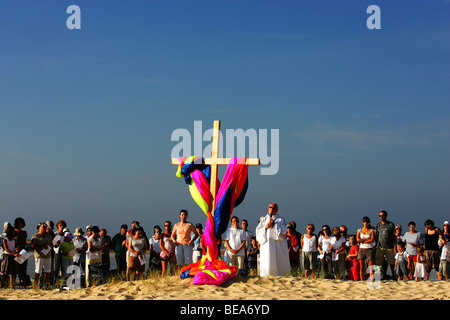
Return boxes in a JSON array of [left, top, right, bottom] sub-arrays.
[[180, 269, 191, 279], [181, 159, 211, 185], [214, 177, 248, 237]]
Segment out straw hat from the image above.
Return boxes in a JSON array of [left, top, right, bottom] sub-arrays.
[[73, 227, 84, 236]]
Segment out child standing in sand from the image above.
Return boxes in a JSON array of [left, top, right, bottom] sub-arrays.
[[414, 246, 427, 281], [394, 241, 410, 281], [346, 235, 359, 281], [247, 237, 259, 276]]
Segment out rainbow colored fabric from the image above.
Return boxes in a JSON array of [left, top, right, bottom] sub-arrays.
[[176, 156, 249, 285]]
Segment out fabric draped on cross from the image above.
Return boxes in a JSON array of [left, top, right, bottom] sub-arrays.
[[175, 156, 249, 285]]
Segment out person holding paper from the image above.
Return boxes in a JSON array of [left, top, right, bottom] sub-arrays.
[[72, 227, 88, 274], [13, 217, 29, 288], [86, 226, 107, 287], [31, 222, 53, 289], [14, 217, 31, 288], [53, 220, 67, 280], [330, 226, 347, 280], [126, 226, 148, 281], [60, 232, 75, 278]]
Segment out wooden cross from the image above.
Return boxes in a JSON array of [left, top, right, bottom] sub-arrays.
[[172, 120, 260, 214]]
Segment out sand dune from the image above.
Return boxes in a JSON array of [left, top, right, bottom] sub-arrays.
[[0, 276, 448, 300]]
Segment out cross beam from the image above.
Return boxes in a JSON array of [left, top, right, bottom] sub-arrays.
[[172, 120, 260, 214]]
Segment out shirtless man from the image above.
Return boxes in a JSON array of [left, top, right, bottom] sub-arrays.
[[171, 209, 199, 269]]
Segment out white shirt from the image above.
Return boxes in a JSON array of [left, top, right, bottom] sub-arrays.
[[318, 235, 331, 254], [224, 227, 246, 256], [242, 229, 254, 250], [149, 236, 161, 254], [330, 236, 346, 261], [302, 234, 318, 253], [395, 251, 409, 262]]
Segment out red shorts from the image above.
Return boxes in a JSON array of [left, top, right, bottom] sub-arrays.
[[408, 255, 417, 263]]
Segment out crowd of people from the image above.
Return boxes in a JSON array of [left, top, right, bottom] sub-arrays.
[[0, 205, 448, 289], [282, 210, 450, 282]]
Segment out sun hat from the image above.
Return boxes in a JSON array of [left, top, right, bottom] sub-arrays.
[[73, 227, 84, 236], [86, 225, 93, 231]]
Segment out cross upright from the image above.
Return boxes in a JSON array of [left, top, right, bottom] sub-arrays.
[[172, 120, 260, 214]]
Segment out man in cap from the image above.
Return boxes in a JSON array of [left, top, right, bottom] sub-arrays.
[[73, 227, 88, 275]]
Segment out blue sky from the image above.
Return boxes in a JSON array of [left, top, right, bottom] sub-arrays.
[[0, 0, 448, 237]]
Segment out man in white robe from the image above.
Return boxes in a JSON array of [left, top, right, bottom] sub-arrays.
[[255, 203, 290, 277]]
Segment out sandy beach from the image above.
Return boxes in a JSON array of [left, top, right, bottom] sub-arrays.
[[0, 276, 448, 300]]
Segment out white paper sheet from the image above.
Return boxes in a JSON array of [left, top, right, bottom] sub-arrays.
[[41, 245, 51, 256], [53, 235, 63, 246], [86, 250, 98, 260], [68, 248, 78, 257], [14, 249, 31, 264], [139, 255, 146, 266]]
